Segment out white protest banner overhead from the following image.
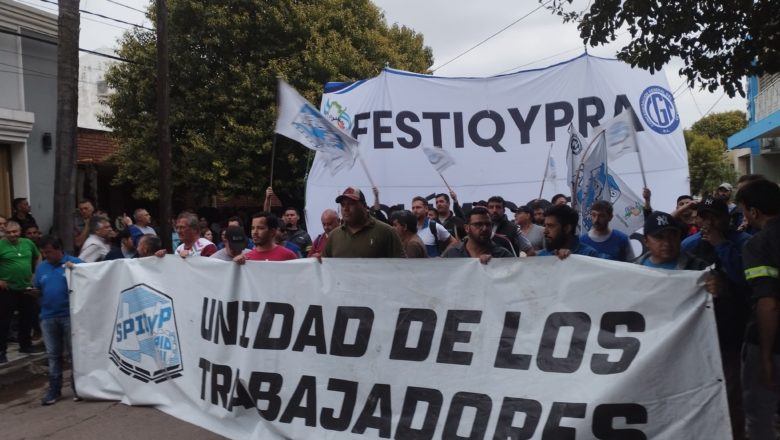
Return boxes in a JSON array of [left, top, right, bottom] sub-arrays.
[[72, 257, 729, 440], [306, 54, 687, 237]]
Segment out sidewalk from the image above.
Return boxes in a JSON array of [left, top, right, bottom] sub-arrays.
[[0, 340, 48, 387]]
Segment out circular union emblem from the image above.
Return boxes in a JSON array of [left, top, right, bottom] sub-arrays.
[[639, 86, 679, 134], [570, 136, 582, 155]]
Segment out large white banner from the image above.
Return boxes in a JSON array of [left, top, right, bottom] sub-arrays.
[[306, 54, 687, 237], [71, 257, 728, 439]]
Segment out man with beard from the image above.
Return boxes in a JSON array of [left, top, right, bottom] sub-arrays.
[[246, 212, 297, 261], [323, 187, 404, 258], [442, 206, 512, 264], [580, 200, 634, 262], [487, 196, 522, 256], [536, 204, 602, 259]]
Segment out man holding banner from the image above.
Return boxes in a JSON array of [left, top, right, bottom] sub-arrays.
[[323, 187, 404, 258]]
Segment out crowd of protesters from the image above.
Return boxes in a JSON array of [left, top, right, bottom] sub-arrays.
[[1, 175, 780, 440]]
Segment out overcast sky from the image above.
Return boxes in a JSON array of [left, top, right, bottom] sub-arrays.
[[21, 0, 746, 129]]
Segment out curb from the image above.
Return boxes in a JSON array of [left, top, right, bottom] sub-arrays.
[[0, 353, 48, 387]]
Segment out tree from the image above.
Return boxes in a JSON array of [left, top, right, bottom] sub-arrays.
[[544, 0, 779, 97], [685, 131, 736, 196], [689, 111, 747, 145], [102, 0, 433, 207]]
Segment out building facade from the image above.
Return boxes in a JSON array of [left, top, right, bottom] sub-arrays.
[[0, 0, 57, 230], [727, 73, 780, 181]]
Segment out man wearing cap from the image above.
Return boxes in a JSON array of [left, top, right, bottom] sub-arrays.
[[323, 187, 404, 258], [210, 225, 251, 264], [536, 204, 602, 259], [682, 197, 751, 439], [715, 182, 743, 230], [246, 212, 297, 261], [634, 211, 707, 270], [580, 200, 635, 262], [735, 179, 780, 440]]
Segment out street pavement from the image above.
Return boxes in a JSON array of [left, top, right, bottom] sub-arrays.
[[0, 343, 226, 440]]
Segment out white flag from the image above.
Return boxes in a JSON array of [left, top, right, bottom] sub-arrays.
[[606, 170, 645, 234], [422, 147, 455, 173], [545, 155, 557, 182], [275, 80, 357, 175], [566, 124, 585, 210], [594, 109, 640, 161], [575, 132, 609, 232]]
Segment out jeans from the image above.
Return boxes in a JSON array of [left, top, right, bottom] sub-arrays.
[[41, 316, 75, 396], [742, 342, 780, 440]]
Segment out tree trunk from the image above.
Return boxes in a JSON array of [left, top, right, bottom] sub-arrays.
[[53, 0, 80, 252]]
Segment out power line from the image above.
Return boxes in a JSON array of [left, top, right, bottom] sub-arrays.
[[494, 45, 582, 75], [104, 0, 148, 15], [688, 87, 704, 117], [15, 0, 133, 31], [702, 91, 727, 118], [37, 0, 153, 31], [0, 28, 145, 64], [431, 0, 552, 73], [0, 64, 103, 86]]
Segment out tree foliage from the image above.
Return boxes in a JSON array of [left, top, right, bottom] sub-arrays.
[[544, 0, 779, 97], [102, 0, 433, 204], [685, 131, 736, 196], [689, 110, 747, 145]]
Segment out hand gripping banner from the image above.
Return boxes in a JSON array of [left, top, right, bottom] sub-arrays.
[[71, 257, 728, 439]]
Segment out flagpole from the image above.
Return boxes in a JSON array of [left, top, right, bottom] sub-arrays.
[[356, 151, 377, 189], [438, 172, 453, 193], [539, 142, 553, 199], [269, 133, 277, 187], [636, 141, 648, 188]]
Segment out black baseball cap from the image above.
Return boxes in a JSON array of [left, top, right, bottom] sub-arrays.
[[695, 197, 729, 218], [224, 226, 247, 254], [644, 211, 681, 237]]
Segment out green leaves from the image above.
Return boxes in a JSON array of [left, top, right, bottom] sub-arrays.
[[103, 0, 433, 204], [544, 0, 779, 97], [684, 110, 744, 196]]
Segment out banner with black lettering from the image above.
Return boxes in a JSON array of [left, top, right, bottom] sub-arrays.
[[71, 257, 728, 439], [307, 54, 687, 237]]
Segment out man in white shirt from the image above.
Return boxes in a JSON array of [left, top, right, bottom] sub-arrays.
[[411, 196, 456, 257], [78, 218, 113, 262]]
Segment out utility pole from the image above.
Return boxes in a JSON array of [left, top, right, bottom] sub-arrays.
[[53, 0, 79, 252], [157, 0, 172, 251]]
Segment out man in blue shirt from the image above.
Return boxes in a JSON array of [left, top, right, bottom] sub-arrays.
[[580, 200, 635, 261], [32, 235, 82, 405], [635, 212, 707, 270], [537, 204, 603, 259]]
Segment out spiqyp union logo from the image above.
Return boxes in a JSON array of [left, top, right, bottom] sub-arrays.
[[639, 86, 680, 134], [109, 284, 183, 383]]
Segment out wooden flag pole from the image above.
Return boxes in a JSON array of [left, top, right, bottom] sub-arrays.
[[356, 152, 377, 189], [636, 140, 648, 188], [438, 172, 453, 194]]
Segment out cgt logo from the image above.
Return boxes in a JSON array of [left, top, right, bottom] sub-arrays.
[[109, 284, 183, 383], [639, 86, 680, 134]]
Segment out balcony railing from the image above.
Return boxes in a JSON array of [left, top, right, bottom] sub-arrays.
[[756, 73, 780, 120]]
